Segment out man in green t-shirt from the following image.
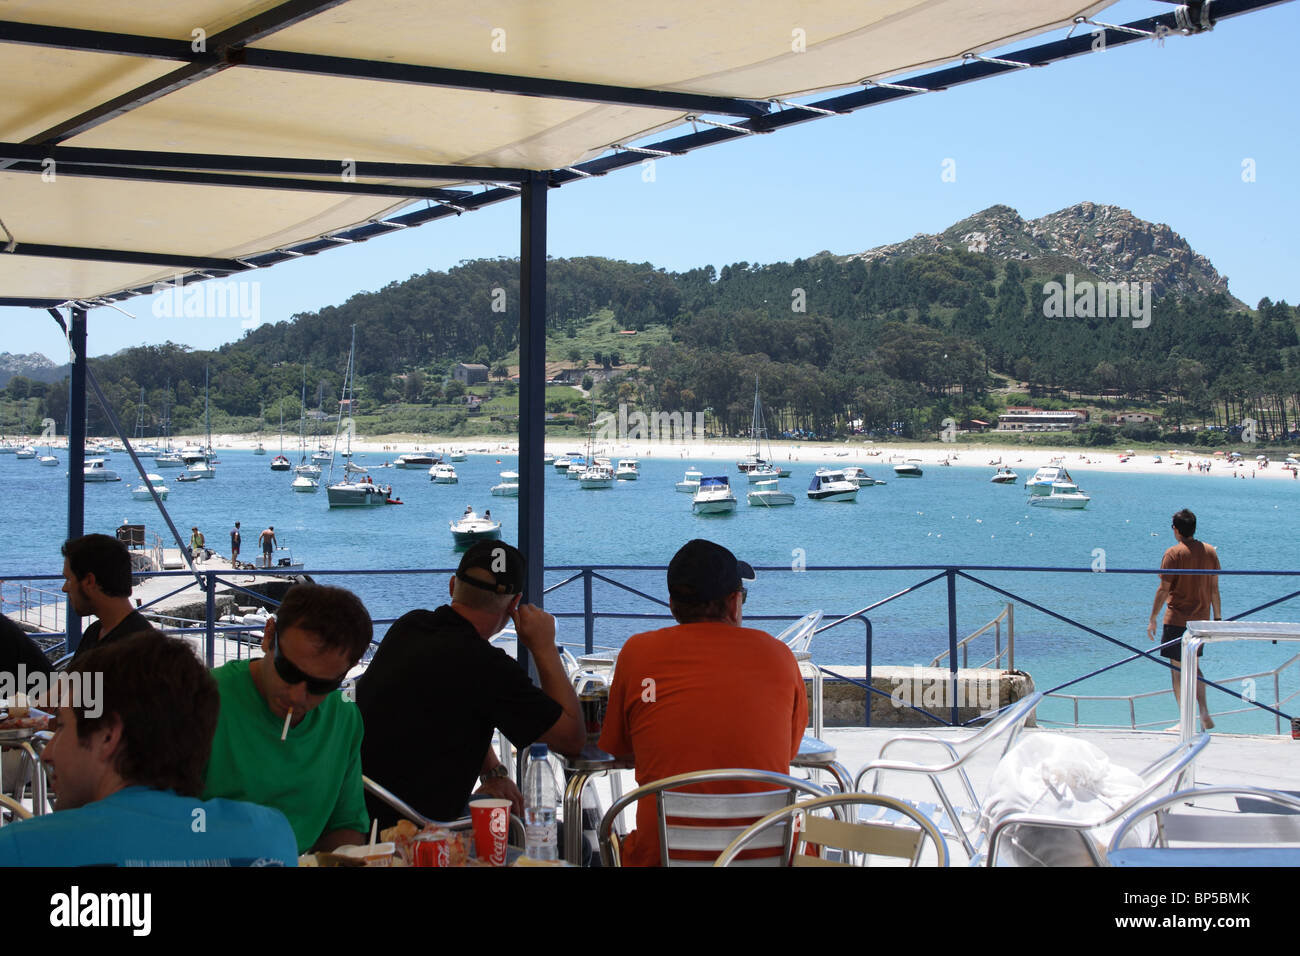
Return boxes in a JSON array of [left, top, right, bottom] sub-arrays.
[[202, 584, 373, 853]]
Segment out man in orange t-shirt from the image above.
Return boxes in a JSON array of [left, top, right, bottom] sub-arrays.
[[598, 539, 808, 866], [1147, 508, 1220, 730]]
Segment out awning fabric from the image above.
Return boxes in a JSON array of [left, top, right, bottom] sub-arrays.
[[2, 0, 1117, 302]]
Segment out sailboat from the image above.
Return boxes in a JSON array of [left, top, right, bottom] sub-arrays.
[[153, 382, 184, 468], [270, 401, 292, 471], [326, 327, 390, 508], [737, 377, 790, 477], [185, 368, 216, 478], [253, 403, 267, 455], [577, 401, 614, 489], [293, 370, 321, 489]]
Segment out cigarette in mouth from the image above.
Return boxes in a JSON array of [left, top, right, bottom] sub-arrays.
[[281, 708, 293, 741]]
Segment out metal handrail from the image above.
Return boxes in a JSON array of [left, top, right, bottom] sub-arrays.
[[929, 602, 1014, 670]]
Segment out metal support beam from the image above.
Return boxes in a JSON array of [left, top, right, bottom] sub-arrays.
[[517, 170, 548, 616], [4, 242, 245, 272], [64, 306, 87, 649]]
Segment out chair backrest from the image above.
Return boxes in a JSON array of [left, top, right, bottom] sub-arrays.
[[715, 793, 950, 867], [1108, 785, 1300, 856], [598, 768, 830, 867], [950, 691, 1043, 762]]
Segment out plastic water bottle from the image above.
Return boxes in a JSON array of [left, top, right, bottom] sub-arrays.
[[523, 743, 559, 861]]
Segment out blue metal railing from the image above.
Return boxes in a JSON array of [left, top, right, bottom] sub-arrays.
[[6, 563, 1297, 731]]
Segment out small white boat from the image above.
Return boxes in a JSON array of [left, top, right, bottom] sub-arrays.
[[270, 454, 292, 471], [893, 463, 923, 478], [747, 464, 782, 483], [1027, 480, 1090, 509], [181, 446, 207, 465], [692, 475, 737, 514], [15, 445, 36, 459], [38, 453, 59, 467], [542, 453, 555, 466], [554, 451, 581, 472], [747, 479, 795, 507], [326, 476, 390, 507], [154, 450, 184, 468], [291, 474, 320, 493], [990, 468, 1019, 484], [565, 456, 587, 480], [807, 470, 857, 501], [294, 461, 322, 479], [130, 474, 170, 500], [448, 448, 468, 462], [253, 442, 266, 456], [312, 449, 332, 463], [395, 453, 439, 469], [675, 468, 703, 493], [430, 463, 459, 484], [491, 471, 520, 496], [0, 442, 16, 454], [615, 458, 639, 480], [1026, 464, 1069, 494], [187, 460, 216, 479], [450, 509, 501, 547], [840, 466, 879, 487], [83, 458, 120, 482], [579, 462, 616, 489]]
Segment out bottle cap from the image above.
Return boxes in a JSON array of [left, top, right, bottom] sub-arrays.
[[529, 743, 549, 759]]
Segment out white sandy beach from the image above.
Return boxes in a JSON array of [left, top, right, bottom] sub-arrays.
[[126, 432, 1300, 482]]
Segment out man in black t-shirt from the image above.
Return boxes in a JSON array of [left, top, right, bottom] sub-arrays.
[[61, 535, 155, 662], [356, 541, 583, 827]]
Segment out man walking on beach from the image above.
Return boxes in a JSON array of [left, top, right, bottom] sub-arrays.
[[259, 525, 277, 568], [1147, 509, 1220, 730], [230, 521, 241, 566]]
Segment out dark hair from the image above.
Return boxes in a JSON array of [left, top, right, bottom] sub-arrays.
[[70, 631, 217, 796], [1172, 509, 1197, 539], [61, 534, 132, 597], [274, 583, 372, 662], [669, 595, 733, 624]]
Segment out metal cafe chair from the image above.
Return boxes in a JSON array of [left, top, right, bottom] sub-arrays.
[[776, 611, 826, 738], [1106, 784, 1300, 867], [715, 793, 950, 867], [853, 691, 1043, 859], [598, 768, 830, 867], [984, 732, 1209, 867]]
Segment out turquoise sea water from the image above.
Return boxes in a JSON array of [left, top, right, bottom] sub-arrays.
[[3, 449, 1297, 733]]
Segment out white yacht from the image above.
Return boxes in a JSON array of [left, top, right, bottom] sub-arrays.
[[448, 448, 468, 462], [841, 466, 880, 487], [395, 453, 439, 469], [1027, 480, 1091, 509], [326, 326, 392, 509], [990, 467, 1019, 484], [579, 461, 615, 489], [615, 458, 639, 480], [187, 459, 216, 479], [806, 470, 858, 502], [15, 444, 35, 459], [675, 467, 703, 493], [130, 474, 170, 500], [747, 463, 782, 483], [554, 451, 581, 472], [747, 478, 795, 507], [430, 463, 459, 484], [1026, 464, 1069, 494], [154, 449, 184, 468], [450, 509, 501, 547], [291, 474, 320, 493], [893, 462, 923, 478], [38, 452, 59, 467], [83, 458, 120, 482], [491, 471, 520, 496], [692, 475, 737, 514], [294, 461, 322, 479], [565, 455, 587, 479]]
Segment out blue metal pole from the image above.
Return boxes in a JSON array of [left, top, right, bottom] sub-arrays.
[[947, 568, 958, 726], [863, 618, 873, 727], [64, 306, 87, 650], [205, 571, 216, 668], [583, 568, 594, 654]]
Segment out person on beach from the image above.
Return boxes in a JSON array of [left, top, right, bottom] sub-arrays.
[[598, 539, 807, 866], [62, 534, 154, 662], [259, 525, 277, 568], [355, 541, 582, 828], [0, 631, 297, 866], [230, 521, 241, 566], [202, 583, 372, 854], [1147, 509, 1220, 730]]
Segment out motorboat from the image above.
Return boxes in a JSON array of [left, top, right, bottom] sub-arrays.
[[565, 455, 587, 479], [270, 454, 292, 471], [448, 448, 468, 462], [840, 466, 880, 487], [130, 474, 170, 500], [1025, 464, 1070, 494], [579, 461, 616, 489], [181, 446, 208, 465], [806, 470, 857, 501], [747, 478, 795, 507], [692, 475, 737, 514], [187, 460, 216, 479], [430, 463, 459, 483], [542, 453, 555, 466], [1027, 480, 1091, 509], [675, 467, 703, 493], [15, 444, 35, 459], [491, 471, 520, 496], [294, 461, 322, 479], [83, 458, 120, 482], [615, 458, 639, 480], [38, 452, 59, 467], [554, 451, 581, 472], [747, 464, 782, 483], [291, 474, 320, 493], [450, 509, 501, 547], [893, 463, 923, 478], [154, 450, 184, 468], [990, 468, 1019, 484], [395, 453, 440, 468], [175, 472, 201, 483], [254, 442, 266, 455]]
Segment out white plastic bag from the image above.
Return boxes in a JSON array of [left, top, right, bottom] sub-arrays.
[[980, 734, 1151, 866]]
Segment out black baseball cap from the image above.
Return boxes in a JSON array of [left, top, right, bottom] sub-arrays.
[[667, 539, 754, 603], [456, 540, 526, 595]]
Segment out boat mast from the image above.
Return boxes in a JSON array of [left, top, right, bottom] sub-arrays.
[[328, 325, 356, 483], [203, 366, 211, 459], [298, 368, 307, 463]]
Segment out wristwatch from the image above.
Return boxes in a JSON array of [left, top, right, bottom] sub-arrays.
[[480, 764, 510, 784]]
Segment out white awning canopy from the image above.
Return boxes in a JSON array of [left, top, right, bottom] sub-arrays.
[[0, 0, 1254, 304]]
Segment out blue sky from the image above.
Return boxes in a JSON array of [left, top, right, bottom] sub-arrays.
[[7, 0, 1298, 361]]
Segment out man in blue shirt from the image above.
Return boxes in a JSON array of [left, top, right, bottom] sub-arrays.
[[0, 631, 296, 866]]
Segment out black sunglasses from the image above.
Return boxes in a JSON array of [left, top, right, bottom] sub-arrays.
[[272, 633, 347, 695]]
